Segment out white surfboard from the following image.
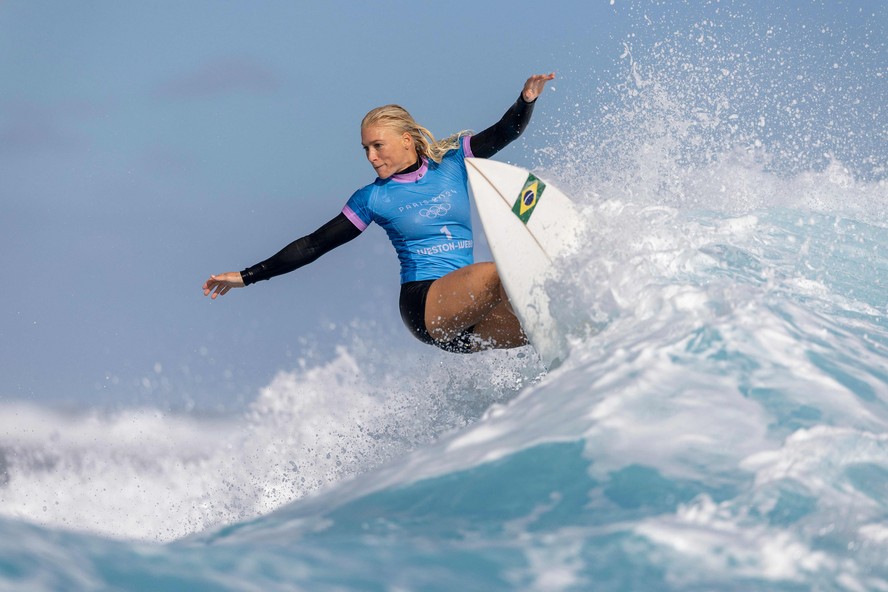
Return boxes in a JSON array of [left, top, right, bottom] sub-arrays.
[[465, 158, 584, 369]]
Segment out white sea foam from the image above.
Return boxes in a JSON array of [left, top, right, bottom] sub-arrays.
[[2, 5, 887, 590], [0, 341, 541, 542]]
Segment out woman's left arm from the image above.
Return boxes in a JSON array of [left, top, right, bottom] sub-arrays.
[[470, 73, 555, 159]]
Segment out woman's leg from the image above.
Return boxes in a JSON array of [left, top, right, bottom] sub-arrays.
[[425, 262, 528, 350]]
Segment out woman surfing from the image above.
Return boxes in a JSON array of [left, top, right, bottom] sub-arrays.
[[203, 73, 555, 353]]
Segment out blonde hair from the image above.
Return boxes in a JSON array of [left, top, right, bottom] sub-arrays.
[[361, 104, 471, 164]]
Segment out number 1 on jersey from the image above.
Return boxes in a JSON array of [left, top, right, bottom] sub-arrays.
[[440, 226, 453, 240]]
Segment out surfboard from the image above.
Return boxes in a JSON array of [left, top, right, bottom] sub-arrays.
[[465, 158, 584, 369]]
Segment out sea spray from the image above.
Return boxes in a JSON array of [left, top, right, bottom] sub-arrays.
[[2, 3, 887, 590], [0, 338, 542, 542]]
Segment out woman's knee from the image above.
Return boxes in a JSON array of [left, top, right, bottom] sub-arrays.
[[473, 262, 502, 296]]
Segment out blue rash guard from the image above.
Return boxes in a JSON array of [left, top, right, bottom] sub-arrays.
[[239, 94, 536, 288], [237, 93, 537, 350], [342, 135, 476, 284]]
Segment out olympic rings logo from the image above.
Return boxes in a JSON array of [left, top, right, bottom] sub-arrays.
[[419, 203, 452, 218]]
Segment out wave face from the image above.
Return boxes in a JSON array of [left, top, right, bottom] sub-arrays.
[[2, 5, 887, 591]]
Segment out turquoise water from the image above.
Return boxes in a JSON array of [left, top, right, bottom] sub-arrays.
[[3, 197, 886, 592], [2, 5, 887, 591]]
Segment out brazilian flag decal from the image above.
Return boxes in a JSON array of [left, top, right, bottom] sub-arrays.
[[512, 173, 546, 224]]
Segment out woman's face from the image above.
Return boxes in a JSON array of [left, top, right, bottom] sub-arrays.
[[361, 125, 415, 179]]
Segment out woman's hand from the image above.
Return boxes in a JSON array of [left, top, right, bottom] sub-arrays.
[[202, 272, 245, 299], [522, 72, 555, 103]]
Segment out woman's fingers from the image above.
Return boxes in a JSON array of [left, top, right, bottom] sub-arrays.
[[203, 274, 230, 298], [522, 72, 555, 102]]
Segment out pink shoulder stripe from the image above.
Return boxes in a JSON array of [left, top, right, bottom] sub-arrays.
[[462, 134, 474, 158], [342, 205, 368, 232]]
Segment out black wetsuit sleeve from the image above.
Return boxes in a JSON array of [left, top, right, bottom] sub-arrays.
[[240, 212, 362, 285], [469, 94, 536, 158]]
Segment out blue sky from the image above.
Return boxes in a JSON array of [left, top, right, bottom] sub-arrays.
[[0, 1, 625, 409], [1, 1, 883, 410]]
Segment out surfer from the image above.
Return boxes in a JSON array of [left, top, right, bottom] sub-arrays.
[[203, 73, 554, 353]]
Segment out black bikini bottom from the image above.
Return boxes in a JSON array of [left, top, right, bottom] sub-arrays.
[[399, 280, 477, 354]]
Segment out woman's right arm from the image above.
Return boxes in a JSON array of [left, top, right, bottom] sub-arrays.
[[202, 213, 362, 299]]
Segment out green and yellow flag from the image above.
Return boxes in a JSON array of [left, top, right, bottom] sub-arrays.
[[512, 173, 546, 224]]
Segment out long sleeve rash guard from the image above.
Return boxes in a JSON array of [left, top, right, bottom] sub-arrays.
[[240, 94, 536, 286]]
